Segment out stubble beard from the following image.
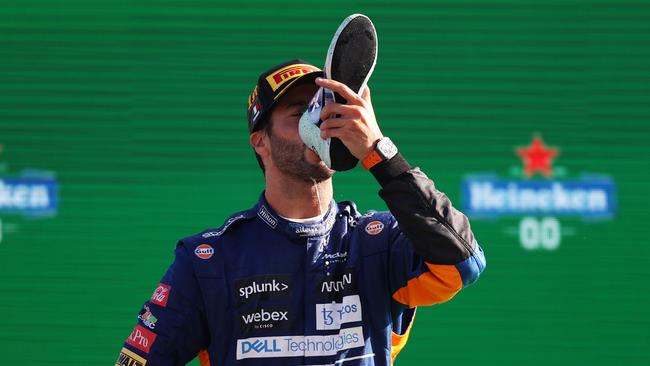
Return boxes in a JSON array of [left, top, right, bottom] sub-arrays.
[[269, 132, 334, 183]]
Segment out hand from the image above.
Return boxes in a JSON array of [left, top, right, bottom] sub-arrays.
[[315, 77, 384, 160]]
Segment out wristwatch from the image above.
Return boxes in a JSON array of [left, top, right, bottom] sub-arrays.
[[362, 137, 398, 170]]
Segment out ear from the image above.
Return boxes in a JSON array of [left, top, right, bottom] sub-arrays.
[[250, 130, 270, 158]]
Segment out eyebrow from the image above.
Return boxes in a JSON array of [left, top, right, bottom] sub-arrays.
[[285, 101, 307, 109]]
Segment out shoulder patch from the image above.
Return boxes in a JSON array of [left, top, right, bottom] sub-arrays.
[[349, 210, 379, 228], [353, 210, 394, 229], [365, 220, 385, 235], [194, 244, 215, 259], [179, 209, 255, 250], [354, 211, 393, 257], [199, 210, 255, 239]]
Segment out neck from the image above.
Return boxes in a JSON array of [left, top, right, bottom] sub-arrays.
[[264, 171, 333, 220]]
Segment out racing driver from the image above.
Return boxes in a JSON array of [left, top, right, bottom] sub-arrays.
[[116, 59, 487, 366]]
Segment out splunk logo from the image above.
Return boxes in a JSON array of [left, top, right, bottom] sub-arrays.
[[236, 326, 365, 360], [234, 274, 292, 304], [239, 279, 288, 299]]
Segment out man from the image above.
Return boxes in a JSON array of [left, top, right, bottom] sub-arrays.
[[116, 60, 486, 366]]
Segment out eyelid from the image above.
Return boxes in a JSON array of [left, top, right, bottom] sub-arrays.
[[292, 106, 307, 116]]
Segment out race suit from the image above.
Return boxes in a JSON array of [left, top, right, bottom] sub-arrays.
[[116, 154, 486, 366]]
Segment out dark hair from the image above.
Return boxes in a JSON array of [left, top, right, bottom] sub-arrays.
[[253, 113, 273, 174]]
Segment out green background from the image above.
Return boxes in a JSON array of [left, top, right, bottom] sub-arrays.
[[1, 0, 649, 364]]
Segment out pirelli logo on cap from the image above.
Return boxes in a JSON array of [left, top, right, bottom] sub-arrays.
[[265, 64, 319, 92], [115, 347, 147, 366]]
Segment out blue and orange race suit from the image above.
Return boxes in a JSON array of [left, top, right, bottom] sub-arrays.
[[116, 154, 486, 366]]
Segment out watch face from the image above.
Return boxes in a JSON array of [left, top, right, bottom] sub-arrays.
[[376, 138, 398, 160]]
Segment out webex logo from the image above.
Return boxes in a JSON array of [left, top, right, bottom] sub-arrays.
[[240, 307, 290, 332]]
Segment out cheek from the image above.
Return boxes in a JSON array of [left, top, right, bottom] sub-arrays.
[[275, 119, 303, 142]]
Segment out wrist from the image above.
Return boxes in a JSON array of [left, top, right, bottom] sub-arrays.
[[362, 137, 397, 170]]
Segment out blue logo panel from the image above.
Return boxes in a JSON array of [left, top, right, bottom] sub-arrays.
[[461, 177, 616, 219], [0, 177, 59, 216]]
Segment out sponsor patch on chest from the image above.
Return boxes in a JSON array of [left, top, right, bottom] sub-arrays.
[[240, 305, 291, 333], [236, 326, 365, 360], [316, 268, 358, 302], [234, 274, 293, 304], [316, 294, 363, 330]]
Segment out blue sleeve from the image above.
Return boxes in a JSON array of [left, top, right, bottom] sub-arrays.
[[116, 242, 209, 366]]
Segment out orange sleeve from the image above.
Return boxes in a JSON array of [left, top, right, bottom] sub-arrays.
[[198, 349, 211, 366], [391, 263, 463, 307]]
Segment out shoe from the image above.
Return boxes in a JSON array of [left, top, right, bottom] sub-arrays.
[[299, 14, 378, 171], [325, 14, 378, 105]]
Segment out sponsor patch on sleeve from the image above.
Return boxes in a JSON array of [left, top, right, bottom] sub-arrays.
[[115, 347, 147, 366], [150, 283, 171, 307], [138, 305, 158, 329], [126, 325, 157, 354]]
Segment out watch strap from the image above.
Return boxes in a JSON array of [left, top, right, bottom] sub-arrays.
[[362, 149, 384, 170]]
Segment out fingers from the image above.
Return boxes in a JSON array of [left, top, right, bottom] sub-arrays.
[[360, 85, 371, 104], [319, 103, 363, 121], [320, 117, 348, 130], [320, 118, 355, 139], [315, 77, 365, 106]]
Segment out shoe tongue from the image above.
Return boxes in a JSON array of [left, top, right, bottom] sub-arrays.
[[299, 87, 332, 168], [298, 86, 359, 172], [305, 87, 325, 124]]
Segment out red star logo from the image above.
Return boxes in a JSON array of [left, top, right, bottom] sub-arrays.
[[516, 136, 559, 177]]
